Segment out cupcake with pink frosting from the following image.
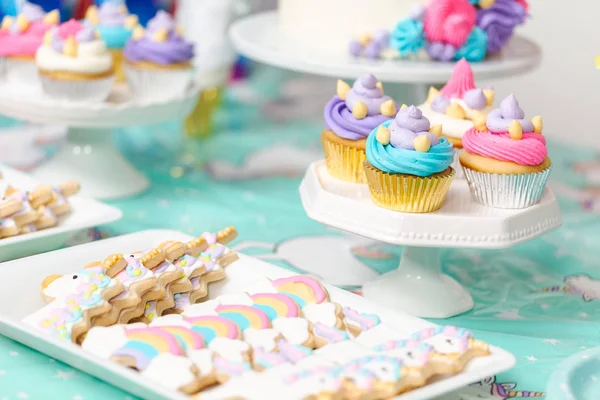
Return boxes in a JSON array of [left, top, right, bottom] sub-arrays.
[[322, 74, 397, 183], [123, 11, 194, 100], [460, 94, 551, 208], [0, 2, 60, 81]]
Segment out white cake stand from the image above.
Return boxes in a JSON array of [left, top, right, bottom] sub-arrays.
[[230, 11, 542, 84], [299, 161, 562, 318], [0, 82, 200, 199]]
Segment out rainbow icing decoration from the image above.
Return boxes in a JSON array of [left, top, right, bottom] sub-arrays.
[[277, 339, 313, 364], [200, 232, 227, 272], [215, 304, 271, 331], [339, 355, 404, 388], [272, 276, 328, 308], [183, 315, 240, 343], [112, 327, 184, 370], [412, 325, 472, 352], [157, 326, 205, 351], [313, 323, 349, 344], [213, 357, 252, 377], [250, 293, 300, 320], [253, 347, 288, 369], [373, 339, 434, 366], [342, 307, 381, 331]]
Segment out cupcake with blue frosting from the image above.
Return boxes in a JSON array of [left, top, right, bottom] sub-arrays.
[[364, 105, 455, 212], [85, 1, 139, 82]]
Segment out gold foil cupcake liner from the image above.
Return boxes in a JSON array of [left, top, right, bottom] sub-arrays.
[[363, 162, 456, 213], [462, 166, 552, 209], [110, 49, 126, 83], [322, 132, 367, 183]]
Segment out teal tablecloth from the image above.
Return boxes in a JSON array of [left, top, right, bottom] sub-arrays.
[[1, 74, 600, 399]]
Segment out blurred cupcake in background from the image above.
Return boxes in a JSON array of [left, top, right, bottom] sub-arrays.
[[460, 94, 551, 209], [322, 73, 397, 183], [85, 0, 140, 83], [474, 0, 528, 54], [364, 105, 455, 213], [0, 1, 60, 82], [36, 19, 115, 102], [123, 10, 194, 101]]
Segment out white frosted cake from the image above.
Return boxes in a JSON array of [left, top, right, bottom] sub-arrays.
[[278, 0, 425, 55]]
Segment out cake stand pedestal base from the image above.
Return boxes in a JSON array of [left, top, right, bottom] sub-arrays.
[[362, 246, 473, 318], [33, 128, 149, 200]]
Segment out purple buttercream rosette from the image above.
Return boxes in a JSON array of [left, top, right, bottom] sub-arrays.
[[98, 2, 127, 26], [123, 11, 193, 65], [476, 0, 527, 54]]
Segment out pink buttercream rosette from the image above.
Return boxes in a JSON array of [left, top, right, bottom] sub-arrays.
[[423, 0, 476, 48]]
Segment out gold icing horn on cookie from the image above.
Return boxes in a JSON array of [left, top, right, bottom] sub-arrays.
[[138, 248, 168, 269], [158, 241, 189, 262], [59, 180, 81, 197], [16, 185, 54, 208], [41, 274, 63, 291], [102, 255, 128, 278], [187, 226, 238, 256], [0, 198, 21, 218]]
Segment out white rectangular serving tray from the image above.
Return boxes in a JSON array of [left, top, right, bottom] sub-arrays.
[[0, 230, 515, 400], [0, 164, 122, 261]]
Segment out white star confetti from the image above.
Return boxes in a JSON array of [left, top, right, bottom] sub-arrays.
[[17, 393, 28, 399], [580, 312, 589, 318], [72, 396, 83, 400], [543, 339, 560, 345], [8, 351, 18, 356], [54, 370, 76, 380], [526, 356, 537, 361], [496, 309, 525, 320], [541, 304, 550, 309], [0, 370, 5, 375]]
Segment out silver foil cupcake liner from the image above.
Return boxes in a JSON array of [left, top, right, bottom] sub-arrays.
[[451, 149, 464, 179], [462, 166, 552, 209], [0, 57, 6, 81], [39, 74, 115, 103], [125, 65, 192, 101], [6, 58, 38, 85]]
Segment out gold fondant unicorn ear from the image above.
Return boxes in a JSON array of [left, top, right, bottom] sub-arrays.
[[483, 89, 495, 106], [336, 80, 351, 100], [15, 15, 29, 32], [176, 25, 185, 37], [120, 4, 129, 15], [479, 0, 496, 8], [376, 81, 383, 92], [414, 135, 431, 152], [531, 115, 543, 134], [43, 10, 59, 26], [124, 15, 139, 29], [472, 111, 488, 132], [429, 124, 442, 137], [376, 126, 391, 145], [509, 120, 523, 140], [426, 87, 439, 104], [400, 104, 408, 110], [1, 16, 13, 30], [446, 103, 466, 120], [380, 100, 396, 117], [358, 32, 372, 46], [43, 30, 53, 46], [152, 28, 169, 43], [352, 101, 368, 119], [132, 26, 145, 41], [85, 5, 100, 24], [63, 36, 78, 57]]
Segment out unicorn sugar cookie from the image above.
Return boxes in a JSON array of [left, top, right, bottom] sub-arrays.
[[24, 264, 125, 343], [82, 325, 206, 394], [44, 180, 80, 216], [412, 325, 491, 374], [343, 306, 404, 347], [373, 339, 437, 385]]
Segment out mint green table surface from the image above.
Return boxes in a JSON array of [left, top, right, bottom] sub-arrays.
[[1, 73, 600, 399]]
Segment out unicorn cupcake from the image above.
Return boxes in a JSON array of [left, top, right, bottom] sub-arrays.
[[460, 94, 551, 208], [322, 74, 397, 183], [0, 2, 59, 81], [364, 105, 455, 212], [85, 1, 140, 82]]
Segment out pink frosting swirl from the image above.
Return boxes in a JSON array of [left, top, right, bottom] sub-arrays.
[[423, 0, 476, 48], [0, 20, 53, 57], [462, 128, 547, 166]]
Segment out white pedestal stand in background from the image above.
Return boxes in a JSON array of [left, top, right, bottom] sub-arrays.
[[0, 83, 200, 199], [300, 162, 562, 318]]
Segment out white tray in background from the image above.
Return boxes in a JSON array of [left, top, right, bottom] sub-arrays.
[[0, 165, 122, 262], [0, 230, 515, 400]]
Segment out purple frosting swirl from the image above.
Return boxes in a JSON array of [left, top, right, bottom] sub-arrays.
[[486, 94, 534, 132], [431, 95, 450, 113], [98, 2, 127, 26], [324, 96, 391, 141], [123, 11, 194, 65], [426, 42, 457, 62], [463, 88, 487, 110], [477, 0, 527, 54], [389, 106, 439, 149], [21, 2, 46, 21]]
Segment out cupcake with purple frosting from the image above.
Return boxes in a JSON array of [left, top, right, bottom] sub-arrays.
[[322, 74, 397, 183], [85, 1, 140, 83], [123, 11, 194, 100], [364, 105, 455, 212]]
